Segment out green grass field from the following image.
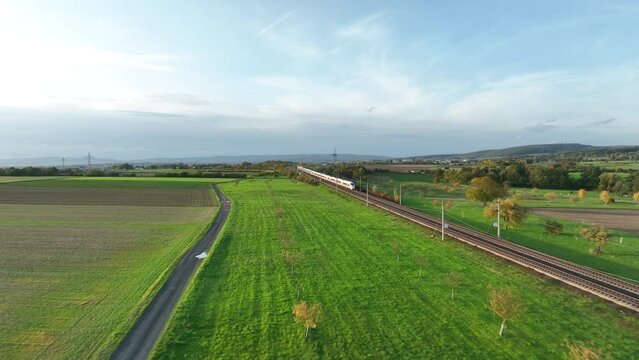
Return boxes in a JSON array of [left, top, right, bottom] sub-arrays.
[[367, 172, 639, 281], [0, 178, 219, 359], [579, 160, 639, 171], [0, 176, 234, 189], [152, 179, 638, 359]]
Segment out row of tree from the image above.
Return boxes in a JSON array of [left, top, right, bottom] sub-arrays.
[[466, 176, 618, 255], [436, 160, 639, 194]]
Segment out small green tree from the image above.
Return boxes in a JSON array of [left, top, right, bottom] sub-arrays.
[[390, 240, 401, 261], [413, 254, 427, 276], [466, 177, 505, 206], [442, 272, 462, 301], [578, 226, 610, 255], [577, 189, 587, 201], [292, 301, 322, 338], [599, 190, 613, 205], [281, 250, 304, 275], [489, 288, 522, 337], [484, 199, 527, 230], [543, 220, 563, 235]]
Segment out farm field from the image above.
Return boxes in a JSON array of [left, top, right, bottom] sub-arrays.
[[0, 176, 233, 189], [0, 187, 214, 207], [0, 176, 57, 183], [363, 164, 455, 172], [152, 179, 638, 359], [0, 178, 219, 359], [367, 172, 639, 281], [529, 208, 639, 234], [579, 160, 639, 171]]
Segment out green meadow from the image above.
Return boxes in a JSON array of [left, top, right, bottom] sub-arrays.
[[152, 179, 638, 359], [367, 172, 639, 281]]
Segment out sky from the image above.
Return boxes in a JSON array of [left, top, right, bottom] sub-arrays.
[[1, 0, 638, 159]]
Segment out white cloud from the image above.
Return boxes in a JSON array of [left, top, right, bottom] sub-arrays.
[[257, 11, 295, 37], [446, 63, 639, 130], [337, 12, 385, 40]]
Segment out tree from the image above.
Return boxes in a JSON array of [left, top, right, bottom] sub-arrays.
[[433, 168, 444, 183], [577, 188, 587, 201], [567, 342, 602, 360], [599, 190, 614, 205], [281, 250, 304, 275], [390, 240, 401, 261], [466, 177, 505, 205], [483, 199, 527, 230], [489, 288, 522, 337], [292, 301, 322, 338], [633, 191, 639, 204], [579, 166, 603, 190], [598, 173, 620, 192], [442, 272, 462, 301], [444, 200, 452, 210], [578, 226, 610, 255], [413, 254, 427, 276], [543, 220, 563, 235]]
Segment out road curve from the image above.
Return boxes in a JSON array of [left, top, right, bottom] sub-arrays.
[[111, 184, 231, 360]]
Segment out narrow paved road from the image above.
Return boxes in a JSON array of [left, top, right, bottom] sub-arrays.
[[111, 184, 231, 360]]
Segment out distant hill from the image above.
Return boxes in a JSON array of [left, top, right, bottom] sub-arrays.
[[0, 157, 118, 168], [0, 154, 389, 167], [414, 143, 606, 160], [130, 154, 389, 165]]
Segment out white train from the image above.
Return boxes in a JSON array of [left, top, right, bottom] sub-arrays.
[[297, 166, 356, 190]]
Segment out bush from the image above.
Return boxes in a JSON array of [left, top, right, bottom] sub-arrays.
[[543, 220, 563, 235]]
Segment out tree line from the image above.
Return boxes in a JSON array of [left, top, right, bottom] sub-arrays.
[[435, 160, 639, 194]]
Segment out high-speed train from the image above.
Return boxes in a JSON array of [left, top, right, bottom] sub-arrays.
[[297, 166, 356, 190]]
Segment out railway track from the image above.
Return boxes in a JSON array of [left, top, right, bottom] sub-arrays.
[[317, 177, 639, 312]]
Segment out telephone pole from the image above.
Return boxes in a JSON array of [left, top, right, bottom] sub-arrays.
[[497, 199, 501, 239], [62, 157, 65, 172], [441, 201, 445, 240], [366, 182, 369, 207], [87, 152, 92, 169], [399, 183, 402, 205]]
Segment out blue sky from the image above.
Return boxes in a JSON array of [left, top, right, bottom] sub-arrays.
[[0, 0, 638, 159]]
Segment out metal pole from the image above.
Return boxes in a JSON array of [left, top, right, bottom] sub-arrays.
[[335, 170, 338, 193], [359, 176, 362, 191], [497, 199, 501, 239], [441, 201, 445, 240], [399, 183, 402, 205], [366, 182, 369, 207]]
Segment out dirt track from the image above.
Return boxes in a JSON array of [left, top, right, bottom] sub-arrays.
[[529, 208, 639, 234], [110, 184, 231, 360]]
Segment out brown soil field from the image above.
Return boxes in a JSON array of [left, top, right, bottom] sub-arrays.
[[529, 208, 639, 234], [0, 187, 213, 207]]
